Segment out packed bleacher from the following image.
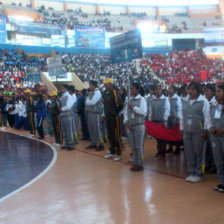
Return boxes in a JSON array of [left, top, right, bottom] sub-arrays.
[[0, 48, 47, 93], [141, 49, 224, 85], [1, 48, 224, 94]]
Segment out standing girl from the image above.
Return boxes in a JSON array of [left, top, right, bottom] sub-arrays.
[[210, 84, 224, 192], [180, 82, 212, 183]]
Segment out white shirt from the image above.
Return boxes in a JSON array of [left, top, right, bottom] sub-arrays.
[[18, 101, 27, 117], [180, 94, 212, 131], [124, 94, 147, 124], [169, 93, 182, 119], [181, 94, 189, 102], [85, 88, 102, 106], [61, 91, 74, 112], [148, 94, 170, 121], [71, 93, 77, 105], [209, 96, 217, 107]]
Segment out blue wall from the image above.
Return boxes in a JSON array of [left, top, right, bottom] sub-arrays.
[[0, 43, 172, 55], [172, 39, 196, 50]]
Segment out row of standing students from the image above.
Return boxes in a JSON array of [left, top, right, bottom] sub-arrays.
[[145, 81, 224, 193], [24, 80, 224, 192]]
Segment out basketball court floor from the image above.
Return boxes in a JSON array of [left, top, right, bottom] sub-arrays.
[[0, 129, 224, 224]]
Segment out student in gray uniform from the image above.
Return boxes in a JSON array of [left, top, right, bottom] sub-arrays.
[[85, 89, 91, 130], [86, 80, 104, 151], [124, 83, 147, 171], [204, 84, 217, 173], [167, 85, 182, 155], [148, 84, 170, 157], [69, 85, 78, 144], [210, 84, 224, 192], [180, 82, 212, 183], [146, 86, 155, 121], [60, 84, 75, 151]]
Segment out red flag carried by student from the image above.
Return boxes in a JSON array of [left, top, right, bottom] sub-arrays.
[[145, 121, 181, 141]]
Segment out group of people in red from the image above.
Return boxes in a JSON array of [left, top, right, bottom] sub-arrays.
[[141, 49, 224, 85]]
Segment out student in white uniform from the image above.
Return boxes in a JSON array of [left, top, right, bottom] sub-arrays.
[[124, 83, 147, 171], [180, 82, 212, 183]]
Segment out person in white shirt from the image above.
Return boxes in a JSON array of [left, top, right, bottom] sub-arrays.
[[60, 84, 75, 151], [14, 97, 20, 129], [69, 85, 78, 144], [19, 96, 28, 130], [180, 82, 212, 183], [149, 84, 170, 157], [85, 80, 104, 151], [166, 85, 182, 155], [124, 83, 147, 171]]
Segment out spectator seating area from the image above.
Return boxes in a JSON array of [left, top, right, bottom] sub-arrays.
[[0, 47, 224, 94], [141, 49, 224, 85], [0, 48, 47, 93], [1, 3, 223, 33]]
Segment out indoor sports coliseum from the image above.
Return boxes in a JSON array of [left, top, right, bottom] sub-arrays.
[[1, 0, 224, 223]]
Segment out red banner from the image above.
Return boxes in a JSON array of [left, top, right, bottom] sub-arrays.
[[145, 121, 181, 141]]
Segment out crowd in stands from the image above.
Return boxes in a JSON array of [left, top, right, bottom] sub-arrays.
[[37, 6, 124, 32], [0, 47, 224, 95], [141, 49, 224, 85], [0, 48, 47, 92], [61, 52, 155, 88]]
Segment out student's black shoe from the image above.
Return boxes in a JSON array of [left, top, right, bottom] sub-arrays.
[[174, 148, 180, 155], [180, 146, 184, 151], [214, 184, 224, 192], [208, 167, 217, 174], [166, 148, 173, 153], [86, 145, 97, 149], [130, 165, 143, 172], [67, 147, 75, 151], [60, 146, 68, 150], [81, 138, 89, 140], [96, 145, 104, 151]]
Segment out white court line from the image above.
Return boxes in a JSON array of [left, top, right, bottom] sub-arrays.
[[0, 130, 58, 203]]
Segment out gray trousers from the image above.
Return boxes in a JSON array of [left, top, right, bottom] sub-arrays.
[[88, 112, 103, 146], [210, 135, 224, 185], [71, 112, 78, 143], [128, 124, 145, 166], [60, 114, 75, 148], [183, 133, 204, 177]]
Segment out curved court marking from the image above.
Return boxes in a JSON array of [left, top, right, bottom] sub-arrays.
[[0, 131, 58, 203]]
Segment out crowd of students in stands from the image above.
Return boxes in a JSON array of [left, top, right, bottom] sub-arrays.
[[141, 49, 224, 85], [1, 48, 224, 93]]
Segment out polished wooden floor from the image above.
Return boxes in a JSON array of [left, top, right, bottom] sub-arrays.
[[0, 129, 224, 224]]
